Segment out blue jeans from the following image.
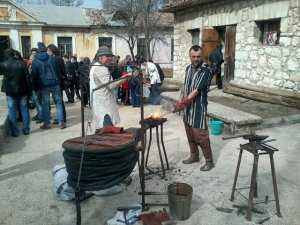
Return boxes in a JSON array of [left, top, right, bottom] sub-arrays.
[[32, 91, 43, 120], [41, 85, 64, 126], [130, 86, 140, 107], [7, 96, 30, 136], [149, 84, 161, 105]]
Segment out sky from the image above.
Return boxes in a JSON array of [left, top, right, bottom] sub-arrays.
[[83, 0, 101, 8]]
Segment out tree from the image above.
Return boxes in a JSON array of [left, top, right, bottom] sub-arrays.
[[89, 0, 141, 61], [98, 0, 168, 62]]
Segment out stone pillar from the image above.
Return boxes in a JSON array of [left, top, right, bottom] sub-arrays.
[[31, 29, 43, 49], [9, 29, 20, 51]]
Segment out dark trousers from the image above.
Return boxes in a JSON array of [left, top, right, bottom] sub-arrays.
[[65, 79, 81, 102], [216, 72, 222, 89], [184, 122, 213, 162], [81, 83, 90, 106]]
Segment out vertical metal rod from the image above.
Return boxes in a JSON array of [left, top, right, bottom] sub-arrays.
[[246, 154, 259, 221], [230, 149, 243, 201], [139, 68, 146, 210], [75, 191, 81, 225], [80, 85, 85, 137], [145, 128, 152, 167], [156, 126, 166, 178], [160, 124, 170, 170], [269, 153, 282, 217]]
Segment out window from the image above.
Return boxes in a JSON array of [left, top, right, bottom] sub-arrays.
[[98, 37, 112, 50], [256, 19, 280, 45], [57, 37, 73, 57], [21, 36, 31, 59], [137, 38, 146, 59], [0, 36, 10, 61], [171, 38, 174, 61], [188, 29, 200, 45]]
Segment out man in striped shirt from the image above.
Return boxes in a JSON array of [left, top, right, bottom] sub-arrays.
[[174, 45, 214, 171]]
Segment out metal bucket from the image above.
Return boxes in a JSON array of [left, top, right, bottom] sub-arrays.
[[168, 183, 193, 220]]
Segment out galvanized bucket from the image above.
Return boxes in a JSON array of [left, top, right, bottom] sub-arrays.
[[168, 183, 193, 220]]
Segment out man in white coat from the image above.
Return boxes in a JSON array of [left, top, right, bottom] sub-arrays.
[[90, 46, 131, 129]]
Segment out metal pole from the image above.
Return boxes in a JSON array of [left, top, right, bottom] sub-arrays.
[[80, 84, 85, 137], [139, 66, 146, 210]]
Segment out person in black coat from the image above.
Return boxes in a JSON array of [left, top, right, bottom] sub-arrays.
[[208, 44, 224, 89], [47, 44, 67, 123], [71, 55, 81, 100], [64, 55, 78, 103], [0, 49, 31, 136], [78, 57, 91, 107]]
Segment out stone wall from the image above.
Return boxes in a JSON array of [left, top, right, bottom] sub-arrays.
[[172, 0, 300, 92]]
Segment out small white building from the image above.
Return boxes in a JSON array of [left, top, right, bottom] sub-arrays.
[[163, 0, 300, 107]]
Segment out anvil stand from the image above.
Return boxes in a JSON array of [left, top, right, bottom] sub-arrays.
[[137, 70, 169, 210]]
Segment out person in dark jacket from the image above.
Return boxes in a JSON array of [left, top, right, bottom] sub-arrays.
[[47, 44, 67, 123], [208, 44, 224, 89], [31, 42, 65, 129], [64, 55, 77, 103], [71, 55, 81, 100], [78, 57, 90, 107], [28, 48, 43, 123], [0, 49, 31, 136]]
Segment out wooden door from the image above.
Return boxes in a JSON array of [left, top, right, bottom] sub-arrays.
[[201, 29, 221, 64], [224, 25, 236, 82]]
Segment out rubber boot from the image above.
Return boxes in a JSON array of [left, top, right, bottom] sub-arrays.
[[182, 152, 200, 164]]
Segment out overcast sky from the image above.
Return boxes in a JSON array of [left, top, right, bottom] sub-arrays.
[[83, 0, 101, 8]]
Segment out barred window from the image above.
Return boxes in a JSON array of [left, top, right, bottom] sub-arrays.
[[188, 28, 200, 45], [57, 37, 73, 57], [98, 37, 112, 50], [21, 36, 31, 59], [256, 19, 280, 46]]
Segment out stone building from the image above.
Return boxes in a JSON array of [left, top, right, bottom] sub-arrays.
[[0, 0, 174, 68], [163, 0, 300, 106]]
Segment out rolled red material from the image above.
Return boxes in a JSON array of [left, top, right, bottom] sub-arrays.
[[95, 126, 124, 135]]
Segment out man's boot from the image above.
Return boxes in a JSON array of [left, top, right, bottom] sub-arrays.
[[200, 161, 214, 171], [182, 151, 199, 164]]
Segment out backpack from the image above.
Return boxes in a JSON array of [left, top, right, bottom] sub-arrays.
[[36, 57, 58, 87], [155, 63, 165, 82]]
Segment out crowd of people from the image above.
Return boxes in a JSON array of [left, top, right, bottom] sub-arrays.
[[0, 42, 165, 137]]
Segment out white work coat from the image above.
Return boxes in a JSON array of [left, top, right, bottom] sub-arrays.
[[90, 62, 120, 129], [146, 62, 161, 85]]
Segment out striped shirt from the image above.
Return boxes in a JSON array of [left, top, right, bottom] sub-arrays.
[[182, 63, 212, 129]]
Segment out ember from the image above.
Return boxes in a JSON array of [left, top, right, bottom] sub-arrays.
[[147, 109, 161, 120]]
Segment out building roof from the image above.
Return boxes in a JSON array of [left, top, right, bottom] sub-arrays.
[[163, 0, 219, 12], [14, 2, 174, 28], [20, 4, 91, 27]]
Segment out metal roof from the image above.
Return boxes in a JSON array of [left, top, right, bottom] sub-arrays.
[[20, 4, 91, 26]]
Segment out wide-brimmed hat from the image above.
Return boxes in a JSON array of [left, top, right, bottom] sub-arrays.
[[96, 46, 113, 57]]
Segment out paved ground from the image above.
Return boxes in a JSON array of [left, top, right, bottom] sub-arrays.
[[0, 101, 300, 225]]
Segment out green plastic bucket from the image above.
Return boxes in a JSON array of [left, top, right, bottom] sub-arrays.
[[209, 119, 224, 135]]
